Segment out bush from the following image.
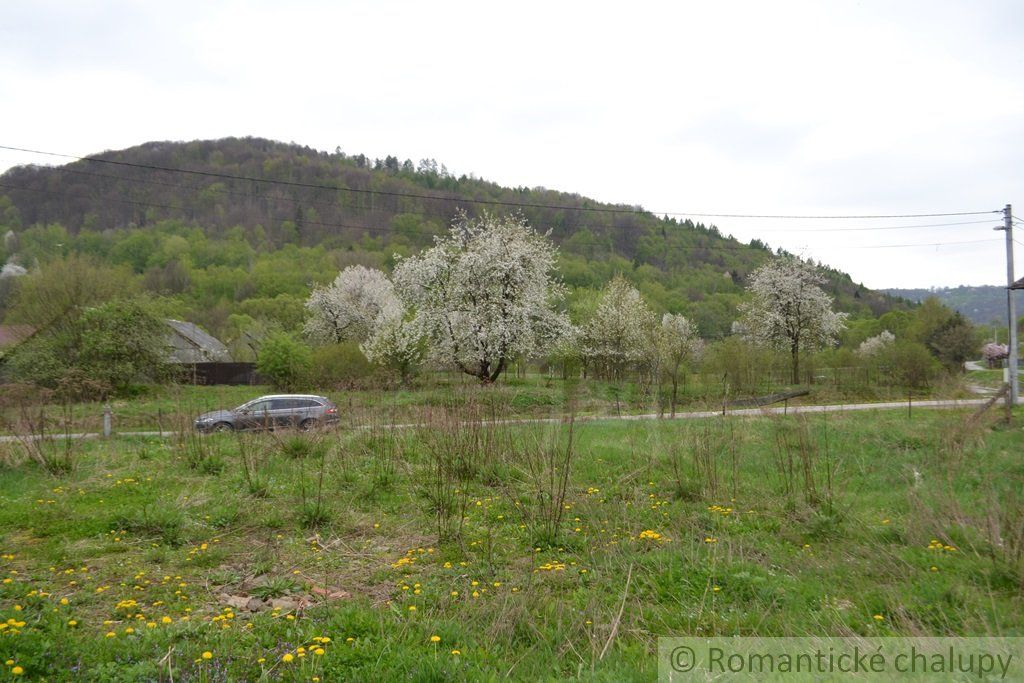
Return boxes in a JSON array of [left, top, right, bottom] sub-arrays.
[[310, 342, 389, 389], [890, 340, 942, 389], [256, 332, 312, 391], [7, 297, 172, 399]]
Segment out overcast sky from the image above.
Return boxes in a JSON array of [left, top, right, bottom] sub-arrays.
[[1, 0, 1022, 289]]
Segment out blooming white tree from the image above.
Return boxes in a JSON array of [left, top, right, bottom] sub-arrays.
[[583, 275, 657, 379], [982, 342, 1009, 368], [735, 257, 847, 384], [359, 313, 425, 383], [392, 212, 570, 383], [657, 313, 703, 414], [856, 330, 895, 357], [304, 266, 400, 344]]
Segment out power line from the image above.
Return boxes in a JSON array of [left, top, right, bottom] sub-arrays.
[[3, 158, 1001, 236], [0, 143, 1002, 220], [745, 219, 997, 233], [841, 238, 1001, 249], [0, 158, 463, 227], [0, 180, 994, 254], [0, 180, 754, 252]]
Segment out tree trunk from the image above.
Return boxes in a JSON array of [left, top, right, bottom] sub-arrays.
[[487, 358, 506, 383], [791, 344, 800, 385], [670, 375, 678, 418]]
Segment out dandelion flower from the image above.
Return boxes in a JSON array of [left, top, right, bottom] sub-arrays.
[[202, 651, 212, 660], [451, 649, 461, 656], [11, 666, 23, 675], [430, 635, 441, 643], [873, 614, 884, 621], [282, 653, 294, 663]]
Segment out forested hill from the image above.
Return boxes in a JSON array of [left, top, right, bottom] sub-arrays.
[[0, 137, 907, 340], [883, 285, 1023, 326]]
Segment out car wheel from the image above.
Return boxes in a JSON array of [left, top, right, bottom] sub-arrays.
[[299, 418, 317, 432], [212, 422, 233, 433]]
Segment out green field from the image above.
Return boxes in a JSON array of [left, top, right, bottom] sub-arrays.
[[0, 398, 1022, 680], [0, 367, 984, 439]]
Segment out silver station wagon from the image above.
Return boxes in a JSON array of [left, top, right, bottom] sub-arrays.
[[193, 394, 339, 432]]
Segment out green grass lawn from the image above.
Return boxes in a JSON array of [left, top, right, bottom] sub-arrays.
[[0, 369, 984, 437], [0, 403, 1022, 680]]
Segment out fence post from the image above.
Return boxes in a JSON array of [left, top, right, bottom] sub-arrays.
[[103, 404, 112, 438]]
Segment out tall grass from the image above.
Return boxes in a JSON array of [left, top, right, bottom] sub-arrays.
[[510, 417, 577, 547]]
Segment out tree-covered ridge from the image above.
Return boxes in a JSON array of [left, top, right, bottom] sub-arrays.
[[0, 137, 908, 344], [884, 285, 1024, 326]]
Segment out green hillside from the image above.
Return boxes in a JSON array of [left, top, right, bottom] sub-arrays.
[[884, 285, 1023, 326], [0, 137, 908, 344]]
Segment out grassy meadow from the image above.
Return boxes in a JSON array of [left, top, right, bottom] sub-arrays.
[[0, 366, 982, 438], [0, 391, 1023, 680]]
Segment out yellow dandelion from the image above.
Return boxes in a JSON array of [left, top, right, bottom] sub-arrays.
[[282, 653, 294, 663], [201, 651, 212, 660], [11, 666, 23, 675], [451, 649, 461, 656], [430, 635, 441, 643]]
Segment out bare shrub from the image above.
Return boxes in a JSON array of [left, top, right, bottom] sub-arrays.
[[357, 416, 404, 491], [770, 414, 838, 510], [507, 417, 577, 547], [0, 382, 85, 476], [236, 432, 272, 497], [270, 430, 331, 529], [417, 394, 517, 543], [666, 422, 738, 502]]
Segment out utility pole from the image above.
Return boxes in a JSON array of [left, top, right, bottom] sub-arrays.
[[997, 204, 1019, 407]]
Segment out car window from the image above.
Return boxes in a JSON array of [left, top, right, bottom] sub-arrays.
[[246, 400, 272, 412], [271, 399, 299, 410], [298, 399, 321, 408]]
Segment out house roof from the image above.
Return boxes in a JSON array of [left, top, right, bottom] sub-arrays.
[[0, 325, 35, 348], [165, 320, 232, 363], [1011, 276, 1024, 290]]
